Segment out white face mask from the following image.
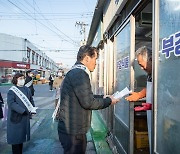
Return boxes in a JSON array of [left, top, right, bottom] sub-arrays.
[[29, 73, 33, 77], [58, 72, 62, 77], [17, 79, 25, 86]]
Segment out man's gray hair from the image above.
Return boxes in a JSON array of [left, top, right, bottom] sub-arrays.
[[136, 46, 152, 61]]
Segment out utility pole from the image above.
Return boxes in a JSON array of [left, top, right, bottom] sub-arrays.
[[75, 21, 88, 45]]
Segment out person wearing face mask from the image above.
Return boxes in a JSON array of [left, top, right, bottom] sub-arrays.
[[7, 73, 35, 154], [53, 70, 64, 108], [25, 70, 35, 96]]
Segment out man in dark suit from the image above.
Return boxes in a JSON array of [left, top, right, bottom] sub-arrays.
[[58, 45, 120, 154]]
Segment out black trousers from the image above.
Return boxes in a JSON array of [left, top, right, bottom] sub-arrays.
[[58, 132, 87, 154], [49, 84, 53, 90], [12, 143, 23, 154]]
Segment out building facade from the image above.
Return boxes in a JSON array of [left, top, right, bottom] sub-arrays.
[[88, 0, 180, 153], [0, 33, 59, 83]]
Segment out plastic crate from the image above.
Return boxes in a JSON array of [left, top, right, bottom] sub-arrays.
[[135, 131, 149, 149]]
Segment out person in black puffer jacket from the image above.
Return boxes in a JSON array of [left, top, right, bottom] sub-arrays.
[[57, 45, 120, 154], [25, 70, 35, 96], [0, 92, 4, 119]]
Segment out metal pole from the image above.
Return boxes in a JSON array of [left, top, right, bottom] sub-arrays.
[[152, 0, 159, 153], [75, 21, 88, 44]]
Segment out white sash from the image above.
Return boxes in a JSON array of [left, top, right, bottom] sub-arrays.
[[71, 64, 91, 80], [52, 64, 91, 121], [25, 79, 33, 88], [52, 96, 61, 122], [10, 86, 38, 113]]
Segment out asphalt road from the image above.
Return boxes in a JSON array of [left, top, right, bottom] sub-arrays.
[[0, 84, 96, 154]]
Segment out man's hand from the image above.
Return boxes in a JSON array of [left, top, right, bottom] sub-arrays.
[[103, 95, 110, 98], [109, 95, 120, 105], [125, 92, 141, 102], [31, 107, 38, 114]]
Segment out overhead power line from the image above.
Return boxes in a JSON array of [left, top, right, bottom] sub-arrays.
[[0, 49, 77, 52], [23, 0, 79, 46], [75, 21, 88, 44], [7, 0, 79, 46], [0, 16, 93, 20], [31, 0, 79, 46], [0, 12, 93, 15]]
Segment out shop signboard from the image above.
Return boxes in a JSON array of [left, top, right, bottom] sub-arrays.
[[0, 61, 30, 69]]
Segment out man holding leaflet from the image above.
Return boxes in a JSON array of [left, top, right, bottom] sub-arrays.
[[57, 45, 120, 154]]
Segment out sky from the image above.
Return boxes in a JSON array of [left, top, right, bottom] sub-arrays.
[[0, 0, 97, 68]]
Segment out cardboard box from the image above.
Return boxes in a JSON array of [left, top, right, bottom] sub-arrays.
[[135, 131, 149, 149], [134, 118, 148, 131]]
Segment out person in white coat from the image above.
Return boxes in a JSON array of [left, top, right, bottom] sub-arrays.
[[125, 46, 152, 153]]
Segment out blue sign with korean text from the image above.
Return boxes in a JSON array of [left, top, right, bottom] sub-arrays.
[[161, 31, 180, 58], [117, 56, 129, 70]]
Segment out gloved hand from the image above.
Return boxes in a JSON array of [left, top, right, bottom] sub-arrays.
[[30, 111, 36, 115], [29, 111, 36, 119], [22, 111, 28, 115], [125, 92, 141, 102], [134, 103, 152, 111]]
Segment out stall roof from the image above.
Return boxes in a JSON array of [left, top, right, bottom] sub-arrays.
[[87, 0, 105, 45]]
